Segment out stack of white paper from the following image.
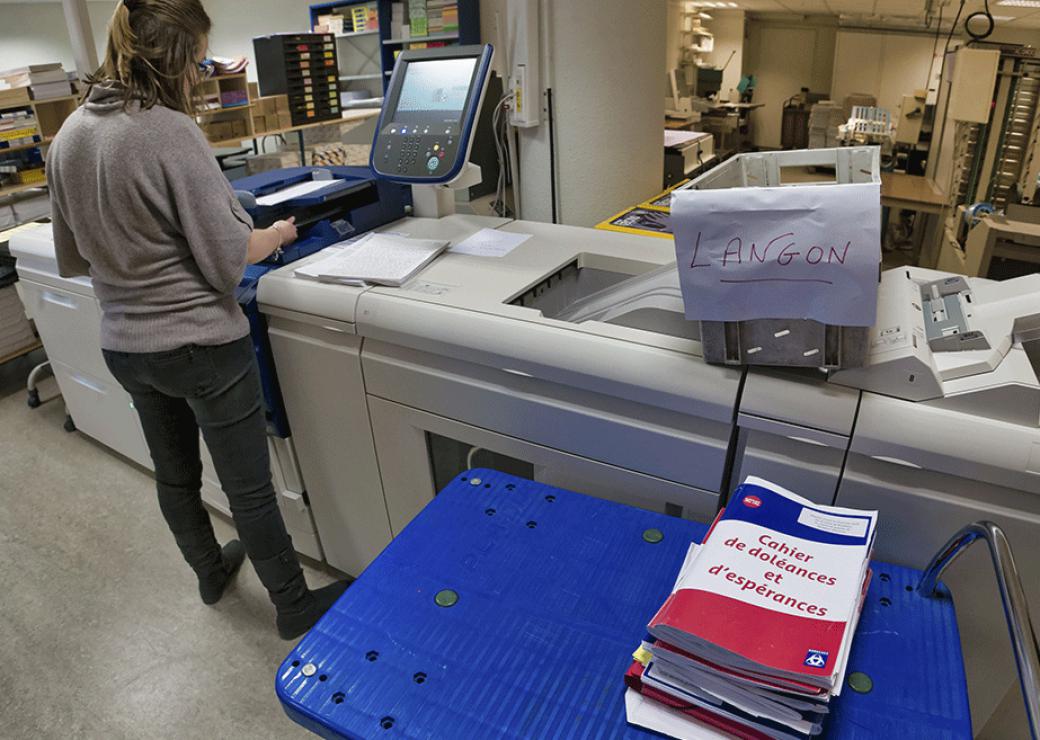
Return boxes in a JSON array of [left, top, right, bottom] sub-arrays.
[[294, 232, 449, 287]]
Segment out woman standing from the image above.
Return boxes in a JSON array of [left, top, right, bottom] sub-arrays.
[[46, 0, 348, 639]]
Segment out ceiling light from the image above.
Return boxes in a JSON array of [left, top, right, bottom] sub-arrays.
[[997, 0, 1040, 8]]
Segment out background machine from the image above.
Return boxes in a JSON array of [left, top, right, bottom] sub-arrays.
[[934, 44, 1040, 279]]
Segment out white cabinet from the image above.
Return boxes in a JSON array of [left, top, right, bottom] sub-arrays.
[[18, 276, 153, 470], [50, 358, 152, 469], [265, 312, 393, 577]]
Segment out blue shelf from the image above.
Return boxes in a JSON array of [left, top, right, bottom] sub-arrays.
[[382, 32, 460, 45]]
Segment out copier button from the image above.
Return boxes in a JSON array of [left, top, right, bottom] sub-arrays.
[[426, 156, 439, 171]]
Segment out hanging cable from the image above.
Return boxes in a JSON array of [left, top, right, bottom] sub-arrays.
[[965, 0, 995, 41], [490, 91, 515, 217]]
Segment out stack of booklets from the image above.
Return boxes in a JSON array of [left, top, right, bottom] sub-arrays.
[[293, 232, 449, 287], [390, 2, 406, 38], [408, 0, 428, 37], [626, 476, 878, 739], [0, 109, 40, 150], [0, 64, 71, 100], [426, 0, 456, 35]]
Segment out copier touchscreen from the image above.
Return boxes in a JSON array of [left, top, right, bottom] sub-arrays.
[[371, 44, 493, 184]]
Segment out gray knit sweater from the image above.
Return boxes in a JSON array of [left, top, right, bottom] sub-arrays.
[[47, 83, 253, 352]]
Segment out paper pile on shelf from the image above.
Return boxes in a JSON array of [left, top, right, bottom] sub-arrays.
[[408, 0, 428, 37], [626, 476, 878, 739], [424, 1, 457, 35], [0, 63, 71, 100], [808, 102, 845, 149], [0, 108, 40, 150], [391, 2, 405, 38]]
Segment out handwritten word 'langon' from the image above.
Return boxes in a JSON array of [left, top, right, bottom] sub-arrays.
[[689, 231, 851, 269]]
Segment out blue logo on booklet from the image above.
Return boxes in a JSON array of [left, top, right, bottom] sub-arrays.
[[804, 649, 829, 669]]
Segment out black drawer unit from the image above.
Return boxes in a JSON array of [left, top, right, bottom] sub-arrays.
[[253, 33, 342, 127]]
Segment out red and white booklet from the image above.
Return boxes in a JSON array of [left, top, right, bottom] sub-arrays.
[[648, 476, 877, 692]]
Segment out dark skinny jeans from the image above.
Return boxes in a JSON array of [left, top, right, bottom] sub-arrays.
[[103, 336, 290, 575]]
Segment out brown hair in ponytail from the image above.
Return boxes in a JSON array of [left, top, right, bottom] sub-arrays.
[[88, 0, 212, 115]]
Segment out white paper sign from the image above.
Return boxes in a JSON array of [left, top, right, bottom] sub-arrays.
[[670, 182, 880, 326]]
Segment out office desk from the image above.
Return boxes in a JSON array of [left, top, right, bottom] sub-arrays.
[[880, 173, 946, 214], [881, 173, 947, 266], [211, 109, 380, 166], [276, 469, 971, 739]]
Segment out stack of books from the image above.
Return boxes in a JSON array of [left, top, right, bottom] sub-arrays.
[[443, 3, 459, 33], [808, 102, 845, 149], [425, 1, 457, 35], [0, 63, 72, 100], [408, 0, 428, 37], [349, 2, 379, 32], [0, 109, 40, 151], [626, 476, 878, 739], [390, 2, 406, 38]]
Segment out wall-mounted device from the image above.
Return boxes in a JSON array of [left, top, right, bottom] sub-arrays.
[[506, 0, 540, 128]]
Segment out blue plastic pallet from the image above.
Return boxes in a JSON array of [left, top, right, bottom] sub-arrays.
[[277, 470, 971, 739]]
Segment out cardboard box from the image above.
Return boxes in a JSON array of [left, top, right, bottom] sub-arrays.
[[260, 96, 280, 116], [204, 121, 232, 140], [245, 150, 301, 175], [278, 112, 293, 129], [248, 81, 259, 100], [274, 95, 290, 114], [253, 115, 266, 134]]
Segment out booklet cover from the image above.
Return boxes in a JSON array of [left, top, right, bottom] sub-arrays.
[[649, 476, 877, 685]]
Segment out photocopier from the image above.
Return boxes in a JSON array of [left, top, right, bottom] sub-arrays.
[[255, 44, 1040, 731], [11, 42, 1039, 730]]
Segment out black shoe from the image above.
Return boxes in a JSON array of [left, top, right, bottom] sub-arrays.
[[198, 540, 246, 605], [251, 546, 351, 640], [275, 580, 351, 640]]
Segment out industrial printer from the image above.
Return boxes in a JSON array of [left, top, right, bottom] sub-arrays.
[[11, 43, 1039, 730], [11, 164, 408, 561], [255, 48, 1039, 729]]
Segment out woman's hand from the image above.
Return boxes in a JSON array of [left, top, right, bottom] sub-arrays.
[[272, 217, 298, 246], [247, 216, 299, 264]]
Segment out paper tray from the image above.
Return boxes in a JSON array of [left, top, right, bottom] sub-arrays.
[[275, 470, 971, 739], [675, 146, 880, 368]]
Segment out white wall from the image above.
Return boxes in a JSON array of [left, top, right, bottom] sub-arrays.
[[705, 10, 744, 102], [201, 0, 314, 82], [0, 2, 111, 73], [664, 4, 744, 101], [743, 16, 836, 149], [0, 0, 314, 81], [831, 30, 936, 116], [509, 0, 664, 227]]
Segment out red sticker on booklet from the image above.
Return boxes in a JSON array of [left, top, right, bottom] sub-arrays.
[[742, 495, 762, 508]]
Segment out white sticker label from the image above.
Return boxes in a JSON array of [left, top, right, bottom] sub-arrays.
[[796, 509, 869, 538]]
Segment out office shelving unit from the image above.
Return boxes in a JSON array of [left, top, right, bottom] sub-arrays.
[[0, 91, 78, 197], [308, 0, 480, 98]]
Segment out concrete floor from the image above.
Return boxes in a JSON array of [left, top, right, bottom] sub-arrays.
[[0, 350, 334, 739]]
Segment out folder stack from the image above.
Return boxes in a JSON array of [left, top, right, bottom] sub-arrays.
[[626, 476, 878, 739]]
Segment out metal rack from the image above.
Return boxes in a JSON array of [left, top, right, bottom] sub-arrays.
[[918, 521, 1040, 738]]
